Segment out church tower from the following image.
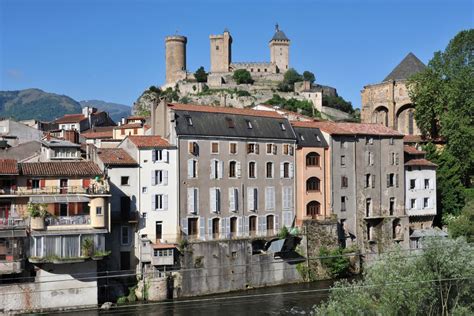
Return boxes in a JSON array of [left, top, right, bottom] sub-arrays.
[[269, 24, 290, 73], [210, 29, 232, 73]]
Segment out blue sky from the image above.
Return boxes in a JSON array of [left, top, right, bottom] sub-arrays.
[[1, 0, 472, 107]]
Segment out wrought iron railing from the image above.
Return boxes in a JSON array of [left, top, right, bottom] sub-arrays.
[[46, 215, 91, 226], [0, 185, 109, 195]]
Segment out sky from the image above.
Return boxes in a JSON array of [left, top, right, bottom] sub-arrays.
[[1, 0, 472, 108]]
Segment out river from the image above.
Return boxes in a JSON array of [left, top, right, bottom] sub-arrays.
[[55, 280, 336, 316]]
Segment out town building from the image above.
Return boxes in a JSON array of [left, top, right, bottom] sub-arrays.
[[291, 122, 330, 224], [113, 116, 150, 140], [312, 121, 409, 252], [151, 102, 297, 240], [361, 53, 426, 136], [0, 119, 43, 147], [404, 146, 437, 231], [54, 106, 115, 132]]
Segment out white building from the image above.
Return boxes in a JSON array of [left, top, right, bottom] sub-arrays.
[[404, 146, 437, 232]]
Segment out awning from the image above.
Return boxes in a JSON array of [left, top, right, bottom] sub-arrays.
[[29, 196, 90, 203]]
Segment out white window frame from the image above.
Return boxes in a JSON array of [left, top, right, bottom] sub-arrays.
[[229, 142, 238, 155], [210, 141, 220, 154]]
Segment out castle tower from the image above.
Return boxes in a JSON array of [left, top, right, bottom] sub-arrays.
[[165, 35, 187, 85], [269, 24, 290, 73], [209, 29, 232, 73]]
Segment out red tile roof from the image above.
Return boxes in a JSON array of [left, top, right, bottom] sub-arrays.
[[21, 161, 103, 177], [55, 114, 87, 124], [114, 123, 144, 130], [97, 148, 137, 166], [291, 121, 403, 136], [404, 145, 426, 155], [127, 115, 146, 121], [169, 103, 283, 119], [127, 136, 171, 148], [82, 131, 113, 139], [0, 159, 19, 175], [405, 159, 437, 167], [403, 135, 423, 143], [151, 243, 177, 249]]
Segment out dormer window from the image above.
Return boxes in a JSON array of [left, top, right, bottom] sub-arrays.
[[315, 134, 321, 142], [246, 120, 253, 129], [280, 123, 286, 131], [226, 117, 235, 128], [299, 134, 305, 141], [185, 115, 193, 126]]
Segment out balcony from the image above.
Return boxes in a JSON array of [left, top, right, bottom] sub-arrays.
[[0, 185, 109, 196], [46, 215, 91, 226], [0, 217, 26, 228], [151, 246, 176, 266]]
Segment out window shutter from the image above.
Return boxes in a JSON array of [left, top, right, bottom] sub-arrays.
[[210, 188, 217, 213], [289, 163, 294, 179], [395, 174, 399, 187], [386, 174, 390, 188], [282, 187, 287, 210], [152, 150, 157, 162], [152, 194, 156, 211], [288, 187, 293, 210], [275, 215, 280, 230], [163, 194, 168, 211], [226, 217, 230, 238], [273, 145, 277, 155], [188, 159, 193, 178], [289, 145, 294, 156], [27, 179, 32, 190], [247, 187, 254, 211], [210, 160, 215, 179], [220, 218, 226, 239], [280, 163, 284, 178], [234, 188, 239, 211], [236, 162, 241, 178], [372, 175, 376, 188], [218, 161, 224, 179], [229, 188, 236, 212], [163, 170, 168, 185], [395, 153, 399, 165], [258, 216, 263, 235], [199, 217, 205, 240], [244, 216, 249, 235], [262, 216, 267, 232], [255, 144, 259, 154], [194, 188, 199, 214], [265, 188, 270, 210], [82, 179, 89, 189], [187, 188, 194, 214], [152, 170, 157, 186], [181, 218, 188, 236], [208, 218, 213, 240]]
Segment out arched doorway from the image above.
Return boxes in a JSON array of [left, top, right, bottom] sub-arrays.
[[306, 201, 321, 219]]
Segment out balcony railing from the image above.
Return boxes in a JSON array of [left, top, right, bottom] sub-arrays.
[[0, 185, 109, 196], [46, 215, 91, 226], [0, 217, 26, 228]]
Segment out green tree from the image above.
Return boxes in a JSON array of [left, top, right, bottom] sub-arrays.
[[265, 94, 321, 118], [319, 247, 350, 278], [233, 69, 254, 84], [194, 66, 208, 83], [446, 188, 474, 242], [314, 237, 474, 315], [302, 71, 315, 83], [278, 68, 303, 92], [408, 30, 474, 185], [322, 95, 354, 114]]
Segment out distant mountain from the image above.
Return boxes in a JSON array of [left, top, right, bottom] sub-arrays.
[[80, 100, 131, 122], [0, 88, 82, 121]]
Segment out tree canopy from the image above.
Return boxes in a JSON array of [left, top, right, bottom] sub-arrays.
[[408, 30, 474, 185], [233, 69, 254, 84], [322, 95, 354, 114], [302, 71, 316, 83], [265, 94, 321, 118], [278, 68, 303, 92], [194, 66, 208, 83]]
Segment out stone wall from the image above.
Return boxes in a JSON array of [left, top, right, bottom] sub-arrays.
[[172, 239, 302, 298]]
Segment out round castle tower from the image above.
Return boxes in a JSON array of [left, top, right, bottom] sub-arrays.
[[165, 35, 187, 85]]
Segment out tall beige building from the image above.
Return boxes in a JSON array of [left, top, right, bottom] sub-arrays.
[[269, 24, 290, 73], [209, 29, 232, 73]]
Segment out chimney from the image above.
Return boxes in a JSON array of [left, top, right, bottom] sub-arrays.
[[121, 117, 126, 125]]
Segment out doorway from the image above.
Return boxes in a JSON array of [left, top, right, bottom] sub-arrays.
[[156, 221, 163, 241]]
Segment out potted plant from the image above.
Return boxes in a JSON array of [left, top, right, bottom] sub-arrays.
[[27, 202, 49, 230], [81, 238, 94, 258]]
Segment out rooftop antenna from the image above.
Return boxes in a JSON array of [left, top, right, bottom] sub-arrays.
[[275, 23, 279, 32]]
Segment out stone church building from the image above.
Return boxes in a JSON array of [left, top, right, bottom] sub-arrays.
[[361, 53, 426, 136]]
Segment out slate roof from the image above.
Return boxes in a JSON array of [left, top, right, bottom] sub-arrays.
[[97, 148, 137, 166], [0, 159, 19, 175], [170, 103, 296, 140], [270, 25, 290, 41], [405, 158, 437, 167], [383, 52, 426, 82], [292, 126, 328, 148], [127, 136, 171, 148], [292, 121, 403, 137], [20, 161, 103, 177]]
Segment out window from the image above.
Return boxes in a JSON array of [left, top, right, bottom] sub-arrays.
[[423, 198, 429, 208], [121, 129, 125, 136], [282, 162, 291, 178], [247, 187, 258, 211], [31, 179, 40, 189], [229, 188, 239, 212], [341, 176, 348, 188], [187, 159, 198, 178], [247, 143, 259, 154], [215, 45, 219, 50], [152, 149, 165, 162], [121, 226, 130, 245], [306, 152, 320, 167], [225, 117, 235, 128], [315, 134, 321, 142], [211, 142, 219, 154], [280, 123, 286, 131], [96, 206, 102, 215], [306, 201, 320, 217], [266, 143, 273, 154], [341, 196, 347, 212], [266, 162, 273, 178], [153, 170, 168, 185], [341, 155, 346, 167], [153, 194, 168, 211], [133, 128, 138, 135], [367, 152, 374, 166], [249, 216, 257, 235], [212, 218, 220, 238], [367, 223, 374, 241], [389, 197, 395, 215], [188, 141, 199, 155], [210, 159, 223, 179], [188, 218, 198, 236], [283, 144, 294, 156], [306, 177, 320, 192], [246, 120, 253, 129], [142, 187, 148, 193], [248, 161, 256, 179], [389, 138, 394, 145], [410, 199, 416, 209], [210, 188, 221, 213], [187, 188, 199, 214], [120, 197, 130, 219], [410, 179, 416, 190], [366, 198, 372, 217], [387, 173, 397, 188], [282, 186, 293, 210], [229, 161, 237, 178], [365, 174, 371, 188], [265, 187, 275, 210], [185, 115, 193, 126], [121, 176, 129, 186], [229, 142, 237, 154], [424, 179, 430, 189]]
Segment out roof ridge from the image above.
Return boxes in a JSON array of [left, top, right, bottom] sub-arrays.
[[383, 52, 426, 82]]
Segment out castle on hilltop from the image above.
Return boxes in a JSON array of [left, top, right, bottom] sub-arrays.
[[165, 25, 290, 86]]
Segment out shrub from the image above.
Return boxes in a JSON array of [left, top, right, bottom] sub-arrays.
[[233, 69, 254, 84], [194, 66, 208, 83], [278, 226, 289, 239]]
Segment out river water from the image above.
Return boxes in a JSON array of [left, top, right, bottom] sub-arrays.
[[58, 280, 335, 316]]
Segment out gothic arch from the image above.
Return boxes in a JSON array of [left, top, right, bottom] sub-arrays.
[[396, 103, 418, 135]]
